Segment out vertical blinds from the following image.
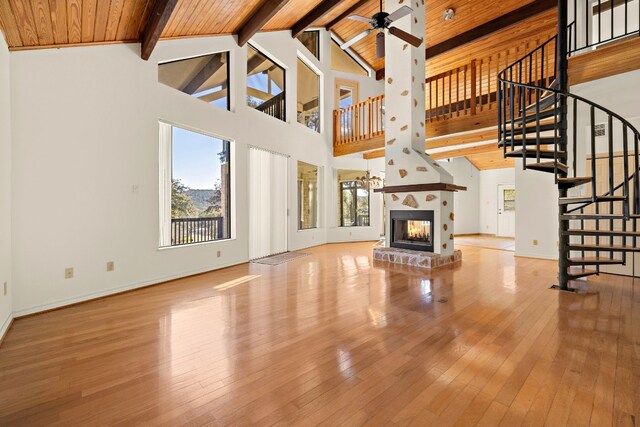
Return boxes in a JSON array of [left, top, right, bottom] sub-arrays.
[[248, 146, 288, 259]]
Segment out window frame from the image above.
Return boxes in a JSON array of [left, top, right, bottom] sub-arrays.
[[246, 44, 287, 122], [158, 51, 231, 111], [297, 161, 320, 231], [158, 121, 234, 249], [296, 54, 322, 133], [297, 30, 321, 61], [338, 178, 371, 227]]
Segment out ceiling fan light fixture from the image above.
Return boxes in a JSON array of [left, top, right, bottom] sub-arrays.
[[443, 8, 455, 21]]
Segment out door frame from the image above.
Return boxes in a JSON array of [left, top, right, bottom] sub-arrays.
[[334, 79, 359, 109]]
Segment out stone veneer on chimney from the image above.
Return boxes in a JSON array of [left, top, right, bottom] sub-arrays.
[[379, 0, 461, 261]]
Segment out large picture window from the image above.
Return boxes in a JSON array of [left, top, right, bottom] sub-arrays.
[[297, 58, 320, 132], [247, 45, 286, 121], [298, 161, 319, 230], [338, 170, 370, 227], [158, 52, 230, 110], [159, 123, 231, 247]]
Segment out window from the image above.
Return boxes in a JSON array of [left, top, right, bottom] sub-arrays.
[[297, 58, 320, 132], [247, 45, 286, 121], [298, 162, 319, 230], [158, 52, 230, 110], [338, 170, 370, 227], [503, 188, 516, 211], [297, 31, 320, 60], [331, 40, 368, 76], [159, 123, 231, 247]]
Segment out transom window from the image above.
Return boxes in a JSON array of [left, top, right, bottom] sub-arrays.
[[247, 45, 286, 121], [158, 51, 230, 110], [297, 31, 320, 60], [297, 58, 320, 132]]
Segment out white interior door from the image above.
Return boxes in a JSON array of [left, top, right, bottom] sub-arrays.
[[249, 147, 288, 259], [497, 184, 516, 237]]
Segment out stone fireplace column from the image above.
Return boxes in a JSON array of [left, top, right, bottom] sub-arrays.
[[383, 0, 457, 256]]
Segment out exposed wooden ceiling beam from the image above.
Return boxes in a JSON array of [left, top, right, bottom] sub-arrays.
[[427, 128, 498, 150], [429, 143, 499, 160], [291, 0, 346, 38], [325, 0, 373, 29], [425, 0, 556, 58], [236, 0, 291, 47], [140, 0, 178, 61], [363, 142, 500, 161], [375, 0, 557, 79], [182, 55, 226, 95], [363, 149, 385, 159]]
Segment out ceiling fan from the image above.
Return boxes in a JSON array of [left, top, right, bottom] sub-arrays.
[[340, 1, 423, 58]]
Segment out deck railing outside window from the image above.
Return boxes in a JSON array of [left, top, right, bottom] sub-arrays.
[[171, 217, 224, 246]]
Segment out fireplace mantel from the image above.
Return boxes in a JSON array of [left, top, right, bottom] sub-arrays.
[[374, 183, 467, 193]]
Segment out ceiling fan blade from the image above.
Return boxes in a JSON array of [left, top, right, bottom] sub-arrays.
[[340, 29, 372, 50], [388, 26, 423, 48], [376, 32, 385, 58], [348, 15, 375, 24], [386, 5, 413, 23]]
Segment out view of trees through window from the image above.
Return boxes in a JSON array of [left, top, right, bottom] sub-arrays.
[[338, 170, 370, 227], [247, 45, 286, 121], [158, 51, 230, 110], [170, 126, 231, 245]]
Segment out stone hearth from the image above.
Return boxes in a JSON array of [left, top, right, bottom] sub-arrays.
[[373, 247, 462, 269]]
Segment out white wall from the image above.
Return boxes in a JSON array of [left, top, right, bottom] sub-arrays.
[[479, 168, 515, 235], [0, 33, 12, 338], [440, 158, 480, 234], [515, 167, 558, 259], [9, 30, 383, 315]]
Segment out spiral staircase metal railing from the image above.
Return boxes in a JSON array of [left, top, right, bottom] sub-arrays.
[[497, 1, 640, 290]]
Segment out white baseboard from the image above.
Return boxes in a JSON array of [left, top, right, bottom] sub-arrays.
[[0, 311, 13, 345], [12, 259, 247, 318], [514, 251, 558, 261]]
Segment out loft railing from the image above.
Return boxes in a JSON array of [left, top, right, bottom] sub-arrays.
[[256, 92, 285, 121], [333, 94, 385, 147], [568, 0, 640, 54], [426, 39, 556, 122], [171, 217, 225, 246], [333, 40, 556, 151]]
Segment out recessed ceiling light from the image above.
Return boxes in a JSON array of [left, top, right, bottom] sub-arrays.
[[443, 8, 455, 21]]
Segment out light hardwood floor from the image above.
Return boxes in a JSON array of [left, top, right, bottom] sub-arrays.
[[0, 243, 638, 426]]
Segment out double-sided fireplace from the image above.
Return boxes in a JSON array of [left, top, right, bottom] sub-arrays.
[[390, 210, 434, 252]]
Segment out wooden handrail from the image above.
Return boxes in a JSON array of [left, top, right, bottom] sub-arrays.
[[333, 38, 554, 151], [333, 94, 385, 147]]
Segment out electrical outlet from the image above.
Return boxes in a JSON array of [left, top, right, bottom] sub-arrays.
[[3, 282, 6, 296], [65, 268, 74, 279], [216, 250, 221, 258], [107, 261, 114, 272], [533, 240, 538, 246]]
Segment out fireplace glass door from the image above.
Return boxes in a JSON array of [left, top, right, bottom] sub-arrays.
[[390, 210, 435, 252], [394, 220, 432, 247]]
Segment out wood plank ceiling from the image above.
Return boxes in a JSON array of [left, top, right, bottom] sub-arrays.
[[0, 0, 555, 66]]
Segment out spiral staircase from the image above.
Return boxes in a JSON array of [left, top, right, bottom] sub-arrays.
[[497, 2, 640, 290]]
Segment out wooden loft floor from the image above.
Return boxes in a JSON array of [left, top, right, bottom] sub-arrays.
[[0, 242, 638, 425]]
